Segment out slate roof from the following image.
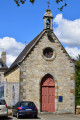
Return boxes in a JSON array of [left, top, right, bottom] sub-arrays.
[[0, 58, 8, 70], [4, 30, 45, 75]]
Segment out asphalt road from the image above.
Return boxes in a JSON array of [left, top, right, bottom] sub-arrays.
[[0, 114, 80, 120]]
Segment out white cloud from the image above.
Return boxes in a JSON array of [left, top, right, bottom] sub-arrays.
[[0, 37, 25, 67], [65, 47, 80, 59], [53, 14, 80, 59], [53, 14, 80, 47], [6, 55, 17, 67]]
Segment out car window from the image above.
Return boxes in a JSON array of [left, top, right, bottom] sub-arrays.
[[0, 99, 6, 105], [20, 102, 35, 107]]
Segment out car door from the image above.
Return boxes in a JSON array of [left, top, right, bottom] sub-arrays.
[[0, 99, 8, 115]]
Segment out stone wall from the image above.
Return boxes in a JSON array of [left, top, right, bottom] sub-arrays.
[[20, 31, 75, 113], [4, 67, 19, 106], [4, 67, 19, 82]]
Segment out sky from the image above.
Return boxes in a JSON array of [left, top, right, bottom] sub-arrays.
[[0, 0, 80, 66]]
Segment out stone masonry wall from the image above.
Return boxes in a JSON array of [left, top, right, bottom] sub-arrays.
[[4, 67, 19, 105], [4, 67, 19, 82], [20, 31, 75, 114]]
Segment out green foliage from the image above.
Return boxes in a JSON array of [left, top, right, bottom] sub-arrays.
[[76, 55, 80, 105], [30, 0, 35, 3], [56, 0, 67, 11], [14, 0, 35, 6], [56, 0, 63, 4], [14, 0, 67, 11], [14, 0, 27, 6]]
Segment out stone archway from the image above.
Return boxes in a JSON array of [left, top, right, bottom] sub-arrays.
[[41, 74, 55, 112]]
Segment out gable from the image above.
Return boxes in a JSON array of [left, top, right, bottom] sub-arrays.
[[24, 30, 73, 66], [4, 29, 74, 75]]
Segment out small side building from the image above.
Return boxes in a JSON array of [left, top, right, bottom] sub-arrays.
[[0, 51, 8, 98]]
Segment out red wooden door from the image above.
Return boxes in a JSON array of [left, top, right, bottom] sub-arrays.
[[48, 86, 55, 112], [41, 75, 55, 112]]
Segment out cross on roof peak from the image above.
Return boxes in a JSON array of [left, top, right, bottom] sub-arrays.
[[47, 1, 50, 9]]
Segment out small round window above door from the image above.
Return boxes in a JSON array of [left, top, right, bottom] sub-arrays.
[[42, 47, 56, 61]]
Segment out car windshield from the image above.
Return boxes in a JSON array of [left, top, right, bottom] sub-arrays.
[[0, 99, 6, 105], [20, 102, 35, 107]]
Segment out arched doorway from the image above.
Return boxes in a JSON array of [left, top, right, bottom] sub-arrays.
[[41, 74, 55, 112]]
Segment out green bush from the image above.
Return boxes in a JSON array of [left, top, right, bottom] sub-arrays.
[[76, 55, 80, 106]]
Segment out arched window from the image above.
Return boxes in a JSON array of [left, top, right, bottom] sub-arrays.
[[12, 85, 15, 105], [12, 85, 15, 93]]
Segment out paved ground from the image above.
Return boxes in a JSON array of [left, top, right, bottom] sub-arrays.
[[0, 114, 80, 120]]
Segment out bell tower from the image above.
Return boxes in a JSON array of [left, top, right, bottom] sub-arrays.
[[43, 9, 53, 30]]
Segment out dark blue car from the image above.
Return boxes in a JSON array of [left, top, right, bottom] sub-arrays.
[[12, 101, 38, 118]]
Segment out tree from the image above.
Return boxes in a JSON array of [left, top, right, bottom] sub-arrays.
[[75, 55, 80, 106], [14, 0, 67, 11]]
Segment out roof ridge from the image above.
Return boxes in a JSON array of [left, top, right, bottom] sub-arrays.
[[20, 30, 46, 63]]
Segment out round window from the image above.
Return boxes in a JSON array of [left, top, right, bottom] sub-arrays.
[[43, 48, 53, 58]]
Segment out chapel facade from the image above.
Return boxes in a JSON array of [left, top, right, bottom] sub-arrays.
[[4, 9, 75, 113]]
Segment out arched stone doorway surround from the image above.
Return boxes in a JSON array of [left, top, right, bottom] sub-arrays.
[[40, 73, 58, 112]]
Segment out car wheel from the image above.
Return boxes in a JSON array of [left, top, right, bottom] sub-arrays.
[[5, 116, 8, 119], [34, 115, 37, 118], [17, 112, 20, 119]]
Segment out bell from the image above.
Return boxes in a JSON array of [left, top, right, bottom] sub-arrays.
[[46, 23, 50, 29]]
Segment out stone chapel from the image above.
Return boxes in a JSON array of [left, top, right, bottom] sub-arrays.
[[3, 9, 75, 113]]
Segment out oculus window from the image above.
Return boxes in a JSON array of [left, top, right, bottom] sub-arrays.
[[43, 48, 53, 58]]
